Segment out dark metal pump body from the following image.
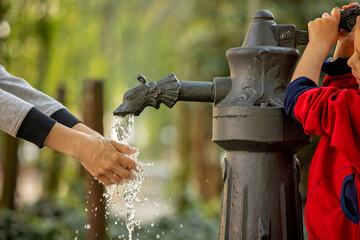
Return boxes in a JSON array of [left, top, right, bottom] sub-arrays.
[[214, 10, 309, 240], [113, 7, 360, 240]]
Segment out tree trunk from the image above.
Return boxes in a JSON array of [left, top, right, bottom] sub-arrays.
[[43, 86, 66, 199], [191, 104, 221, 200]]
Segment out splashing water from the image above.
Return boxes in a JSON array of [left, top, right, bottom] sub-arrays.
[[104, 114, 151, 240]]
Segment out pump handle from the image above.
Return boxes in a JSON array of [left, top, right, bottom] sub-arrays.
[[339, 5, 360, 32], [296, 6, 360, 46]]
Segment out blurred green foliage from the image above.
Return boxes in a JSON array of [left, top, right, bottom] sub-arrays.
[[0, 198, 219, 240], [0, 199, 86, 240], [0, 0, 353, 239]]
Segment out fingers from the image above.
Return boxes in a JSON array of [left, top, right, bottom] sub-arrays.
[[117, 153, 138, 171], [322, 9, 340, 23], [98, 168, 132, 186], [308, 10, 340, 47], [314, 10, 339, 23], [111, 165, 135, 180], [342, 3, 359, 10], [108, 139, 140, 171], [102, 152, 137, 180], [109, 138, 138, 154], [98, 176, 112, 186], [97, 166, 133, 186], [330, 8, 340, 23], [106, 171, 125, 183], [101, 152, 137, 173], [317, 9, 340, 25], [101, 166, 134, 185], [339, 29, 346, 34]]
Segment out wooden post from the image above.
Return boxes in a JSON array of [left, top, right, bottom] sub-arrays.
[[44, 86, 66, 199], [0, 3, 18, 210], [83, 80, 107, 240], [0, 134, 19, 209], [192, 104, 221, 200]]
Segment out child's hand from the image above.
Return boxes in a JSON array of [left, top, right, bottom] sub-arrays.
[[334, 3, 359, 59], [308, 8, 340, 51], [341, 2, 359, 10], [291, 7, 340, 84]]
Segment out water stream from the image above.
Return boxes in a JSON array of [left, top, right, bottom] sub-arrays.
[[104, 114, 150, 240]]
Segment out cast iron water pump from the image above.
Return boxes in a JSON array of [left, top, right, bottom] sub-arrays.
[[114, 7, 360, 240]]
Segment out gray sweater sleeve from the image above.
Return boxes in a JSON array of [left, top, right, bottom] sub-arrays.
[[0, 65, 66, 116], [0, 88, 34, 137], [0, 65, 81, 147]]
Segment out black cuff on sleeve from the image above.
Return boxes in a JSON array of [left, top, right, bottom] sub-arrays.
[[50, 109, 82, 128], [284, 77, 318, 120], [16, 107, 57, 148], [321, 57, 351, 76]]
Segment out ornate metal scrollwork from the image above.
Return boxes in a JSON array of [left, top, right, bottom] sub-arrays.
[[232, 49, 284, 107]]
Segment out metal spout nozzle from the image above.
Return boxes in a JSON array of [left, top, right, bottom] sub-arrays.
[[113, 73, 181, 116], [113, 73, 219, 116]]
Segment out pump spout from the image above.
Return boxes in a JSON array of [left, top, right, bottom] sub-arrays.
[[113, 73, 226, 116]]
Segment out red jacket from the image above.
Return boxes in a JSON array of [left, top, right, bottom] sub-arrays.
[[284, 58, 360, 239]]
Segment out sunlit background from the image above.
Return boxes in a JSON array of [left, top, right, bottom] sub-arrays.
[[0, 0, 350, 239]]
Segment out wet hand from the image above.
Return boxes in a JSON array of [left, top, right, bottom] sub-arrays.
[[78, 135, 139, 186]]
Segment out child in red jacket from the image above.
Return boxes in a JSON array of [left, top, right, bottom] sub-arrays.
[[284, 3, 360, 239]]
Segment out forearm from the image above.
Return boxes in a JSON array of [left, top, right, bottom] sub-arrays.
[[72, 122, 102, 137], [43, 122, 90, 160], [291, 41, 331, 85], [334, 41, 353, 59]]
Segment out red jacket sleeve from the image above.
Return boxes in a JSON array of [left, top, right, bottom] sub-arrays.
[[295, 86, 360, 170]]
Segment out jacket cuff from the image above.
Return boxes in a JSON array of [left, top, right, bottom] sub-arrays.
[[50, 109, 82, 128], [284, 77, 318, 120], [16, 107, 56, 148], [321, 57, 351, 76]]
